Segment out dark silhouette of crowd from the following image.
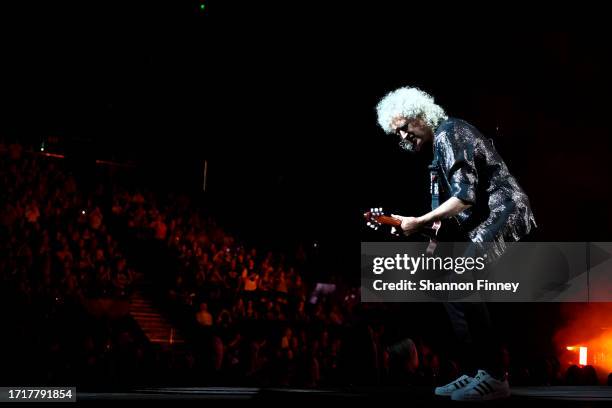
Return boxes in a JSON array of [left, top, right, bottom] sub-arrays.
[[0, 143, 146, 388], [0, 143, 135, 302], [110, 185, 356, 386]]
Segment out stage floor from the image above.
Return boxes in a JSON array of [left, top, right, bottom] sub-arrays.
[[77, 386, 612, 404]]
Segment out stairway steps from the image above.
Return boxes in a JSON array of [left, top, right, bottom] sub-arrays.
[[129, 290, 184, 348]]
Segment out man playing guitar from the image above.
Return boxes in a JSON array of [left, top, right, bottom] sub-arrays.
[[373, 87, 536, 401]]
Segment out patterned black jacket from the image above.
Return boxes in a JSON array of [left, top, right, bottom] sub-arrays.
[[434, 118, 537, 261]]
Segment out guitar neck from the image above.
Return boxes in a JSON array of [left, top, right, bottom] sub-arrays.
[[375, 215, 402, 227], [373, 214, 440, 237]]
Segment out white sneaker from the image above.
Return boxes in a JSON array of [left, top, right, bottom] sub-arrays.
[[434, 374, 474, 397], [451, 369, 510, 401]]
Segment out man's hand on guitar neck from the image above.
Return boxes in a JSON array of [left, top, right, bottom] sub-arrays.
[[389, 215, 422, 237], [390, 197, 472, 236]]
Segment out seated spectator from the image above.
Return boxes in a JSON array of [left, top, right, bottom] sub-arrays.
[[88, 207, 103, 230], [276, 270, 288, 295], [243, 270, 259, 292], [25, 200, 40, 224], [196, 302, 213, 327], [150, 214, 168, 241]]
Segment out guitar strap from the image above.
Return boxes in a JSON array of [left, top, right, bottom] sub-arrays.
[[426, 148, 441, 255], [428, 148, 441, 210]]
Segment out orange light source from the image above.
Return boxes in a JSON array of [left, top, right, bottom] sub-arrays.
[[579, 346, 587, 366], [566, 345, 588, 366]]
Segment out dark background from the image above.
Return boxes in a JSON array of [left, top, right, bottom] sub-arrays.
[[2, 3, 612, 279]]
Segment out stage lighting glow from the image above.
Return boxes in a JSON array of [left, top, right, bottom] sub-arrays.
[[566, 345, 588, 366], [580, 346, 588, 366]]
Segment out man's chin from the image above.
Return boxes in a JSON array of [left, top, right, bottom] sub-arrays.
[[398, 140, 415, 152], [399, 139, 422, 153]]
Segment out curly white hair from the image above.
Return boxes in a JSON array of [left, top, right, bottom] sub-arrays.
[[376, 87, 448, 134]]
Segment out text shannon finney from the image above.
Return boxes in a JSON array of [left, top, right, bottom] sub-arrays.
[[372, 279, 520, 293]]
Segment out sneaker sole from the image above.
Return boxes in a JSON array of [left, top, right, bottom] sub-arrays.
[[452, 390, 511, 401]]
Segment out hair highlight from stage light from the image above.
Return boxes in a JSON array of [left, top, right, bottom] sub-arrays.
[[376, 87, 447, 134]]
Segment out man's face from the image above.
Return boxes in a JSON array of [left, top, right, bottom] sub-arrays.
[[390, 116, 433, 152]]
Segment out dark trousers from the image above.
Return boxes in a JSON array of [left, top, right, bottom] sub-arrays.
[[442, 228, 539, 379], [441, 239, 507, 379], [443, 302, 505, 379]]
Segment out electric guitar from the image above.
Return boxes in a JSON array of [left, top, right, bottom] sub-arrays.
[[363, 207, 442, 255]]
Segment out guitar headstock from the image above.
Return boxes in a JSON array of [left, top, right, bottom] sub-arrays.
[[364, 207, 384, 230], [364, 207, 442, 242]]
